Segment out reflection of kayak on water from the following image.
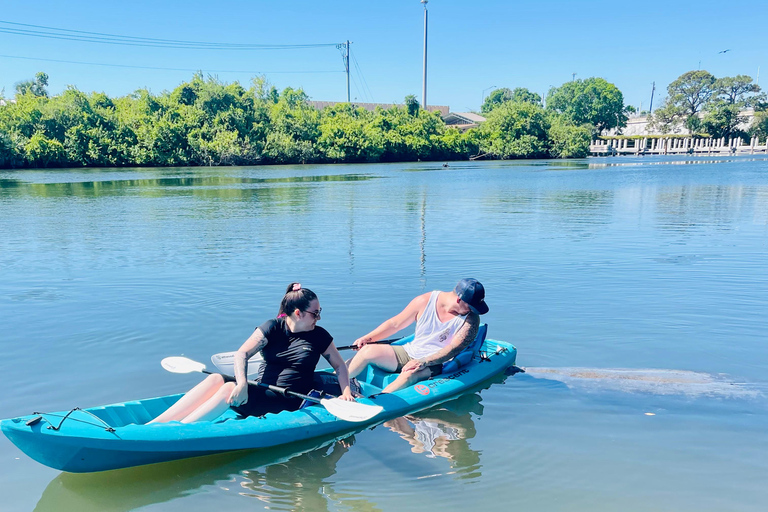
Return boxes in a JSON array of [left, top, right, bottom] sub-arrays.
[[387, 417, 462, 459], [238, 435, 355, 510], [33, 391, 497, 512], [3, 334, 516, 473], [384, 390, 483, 471], [412, 419, 461, 458], [33, 432, 363, 512]]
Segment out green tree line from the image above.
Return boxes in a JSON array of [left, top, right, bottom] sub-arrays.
[[0, 72, 621, 168], [477, 77, 630, 159], [648, 70, 767, 140]]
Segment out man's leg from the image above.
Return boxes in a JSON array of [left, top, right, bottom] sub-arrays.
[[347, 344, 399, 379], [382, 368, 432, 394]]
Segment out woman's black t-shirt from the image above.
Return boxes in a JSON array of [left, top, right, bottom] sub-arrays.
[[255, 317, 333, 394]]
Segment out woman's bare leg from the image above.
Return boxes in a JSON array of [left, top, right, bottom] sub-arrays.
[[149, 374, 227, 423], [180, 382, 237, 423]]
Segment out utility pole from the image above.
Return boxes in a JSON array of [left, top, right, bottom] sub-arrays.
[[649, 82, 656, 113], [336, 41, 351, 103], [572, 72, 576, 82], [421, 0, 428, 109], [481, 85, 496, 110], [345, 40, 350, 103]]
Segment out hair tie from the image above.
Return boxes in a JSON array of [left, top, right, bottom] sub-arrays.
[[292, 283, 302, 291], [277, 313, 287, 318]]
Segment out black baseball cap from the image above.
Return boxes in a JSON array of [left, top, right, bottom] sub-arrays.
[[454, 278, 489, 315]]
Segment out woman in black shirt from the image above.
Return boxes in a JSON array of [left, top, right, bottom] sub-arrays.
[[150, 283, 353, 423]]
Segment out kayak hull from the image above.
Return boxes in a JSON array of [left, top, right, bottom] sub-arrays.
[[2, 339, 516, 473]]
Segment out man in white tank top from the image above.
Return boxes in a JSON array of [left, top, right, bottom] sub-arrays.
[[347, 279, 488, 393]]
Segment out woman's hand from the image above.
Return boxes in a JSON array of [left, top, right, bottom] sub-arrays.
[[353, 336, 373, 349], [227, 383, 249, 407], [338, 387, 356, 402]]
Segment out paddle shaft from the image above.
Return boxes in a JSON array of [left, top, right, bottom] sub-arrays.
[[200, 369, 322, 403], [335, 338, 397, 351]]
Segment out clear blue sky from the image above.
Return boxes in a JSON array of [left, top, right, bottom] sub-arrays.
[[1, 0, 766, 112]]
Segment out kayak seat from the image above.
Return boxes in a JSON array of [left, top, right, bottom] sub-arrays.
[[356, 364, 400, 391], [89, 402, 155, 427], [441, 323, 487, 374], [90, 395, 184, 427]]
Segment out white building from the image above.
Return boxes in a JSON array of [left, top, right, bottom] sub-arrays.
[[607, 109, 757, 136]]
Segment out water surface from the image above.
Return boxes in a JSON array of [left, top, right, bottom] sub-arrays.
[[1, 156, 767, 511]]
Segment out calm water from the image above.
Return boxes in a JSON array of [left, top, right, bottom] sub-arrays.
[[1, 156, 767, 511]]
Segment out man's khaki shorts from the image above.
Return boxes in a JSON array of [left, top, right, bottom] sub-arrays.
[[391, 345, 443, 377]]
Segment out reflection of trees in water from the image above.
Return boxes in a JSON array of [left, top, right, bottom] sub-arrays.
[[383, 392, 483, 479], [1, 171, 379, 269], [1, 172, 374, 200]]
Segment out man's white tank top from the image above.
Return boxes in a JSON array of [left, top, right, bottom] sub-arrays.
[[404, 291, 467, 359]]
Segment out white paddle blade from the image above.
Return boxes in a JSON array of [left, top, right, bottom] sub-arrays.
[[161, 356, 207, 374], [319, 398, 383, 423], [211, 352, 263, 376]]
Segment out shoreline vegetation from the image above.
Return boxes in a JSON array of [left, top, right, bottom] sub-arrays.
[[0, 73, 611, 169], [1, 71, 765, 169]]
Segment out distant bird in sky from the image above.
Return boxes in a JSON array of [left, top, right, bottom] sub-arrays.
[[719, 49, 732, 54]]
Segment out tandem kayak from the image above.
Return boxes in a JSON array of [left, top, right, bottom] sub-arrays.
[[1, 336, 516, 473]]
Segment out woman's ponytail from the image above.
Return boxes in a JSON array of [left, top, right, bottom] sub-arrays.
[[278, 283, 317, 318]]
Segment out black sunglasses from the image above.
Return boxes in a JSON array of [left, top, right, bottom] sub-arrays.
[[304, 308, 322, 319]]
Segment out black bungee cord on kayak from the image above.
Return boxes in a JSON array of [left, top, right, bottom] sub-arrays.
[[478, 351, 492, 363], [27, 408, 117, 433]]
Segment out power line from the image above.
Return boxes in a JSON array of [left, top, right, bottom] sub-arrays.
[[0, 53, 344, 74], [349, 69, 365, 103], [0, 27, 336, 50], [0, 20, 320, 46], [348, 56, 367, 102], [351, 51, 374, 103], [0, 20, 338, 50]]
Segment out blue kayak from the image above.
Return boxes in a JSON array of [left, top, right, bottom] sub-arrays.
[[1, 335, 516, 473]]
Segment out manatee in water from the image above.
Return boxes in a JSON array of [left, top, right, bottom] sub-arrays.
[[521, 367, 762, 399]]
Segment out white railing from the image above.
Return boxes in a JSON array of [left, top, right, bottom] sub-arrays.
[[590, 137, 768, 156]]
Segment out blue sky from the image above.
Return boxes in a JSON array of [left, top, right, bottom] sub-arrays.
[[1, 1, 766, 112]]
